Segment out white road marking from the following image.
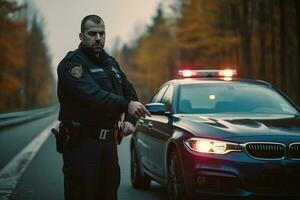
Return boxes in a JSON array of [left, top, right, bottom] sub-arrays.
[[0, 120, 59, 200]]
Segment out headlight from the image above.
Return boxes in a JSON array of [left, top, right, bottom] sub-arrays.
[[184, 138, 241, 154]]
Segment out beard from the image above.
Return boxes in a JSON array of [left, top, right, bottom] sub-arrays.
[[85, 42, 104, 55], [80, 42, 103, 58]]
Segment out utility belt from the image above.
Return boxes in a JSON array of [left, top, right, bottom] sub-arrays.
[[51, 121, 117, 153], [80, 127, 115, 140]]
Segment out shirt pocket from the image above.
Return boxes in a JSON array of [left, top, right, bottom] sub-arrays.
[[91, 71, 114, 91]]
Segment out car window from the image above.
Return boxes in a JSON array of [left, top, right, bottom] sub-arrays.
[[151, 84, 169, 103], [161, 84, 174, 112], [177, 83, 298, 115]]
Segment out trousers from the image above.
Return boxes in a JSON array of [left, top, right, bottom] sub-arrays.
[[62, 138, 120, 200]]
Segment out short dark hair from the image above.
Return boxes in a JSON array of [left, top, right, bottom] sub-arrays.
[[81, 15, 104, 33]]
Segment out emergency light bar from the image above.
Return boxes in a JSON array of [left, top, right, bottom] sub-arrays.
[[178, 69, 237, 78]]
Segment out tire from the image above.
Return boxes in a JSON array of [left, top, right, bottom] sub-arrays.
[[168, 149, 186, 200], [130, 146, 151, 189]]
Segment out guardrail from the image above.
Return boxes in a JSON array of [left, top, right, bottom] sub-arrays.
[[0, 105, 58, 128]]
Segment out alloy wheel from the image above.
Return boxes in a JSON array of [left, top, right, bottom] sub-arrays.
[[168, 150, 185, 200]]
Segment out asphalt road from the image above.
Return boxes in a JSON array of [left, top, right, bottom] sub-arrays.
[[0, 112, 167, 200]]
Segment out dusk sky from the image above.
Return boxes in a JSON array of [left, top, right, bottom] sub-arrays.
[[23, 0, 163, 69]]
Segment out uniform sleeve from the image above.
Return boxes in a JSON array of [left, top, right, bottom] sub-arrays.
[[57, 61, 129, 113], [114, 62, 139, 124], [114, 62, 138, 101]]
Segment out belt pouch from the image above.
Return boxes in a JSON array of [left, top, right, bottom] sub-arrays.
[[67, 121, 81, 148]]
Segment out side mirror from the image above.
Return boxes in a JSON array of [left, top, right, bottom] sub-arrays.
[[145, 103, 166, 115]]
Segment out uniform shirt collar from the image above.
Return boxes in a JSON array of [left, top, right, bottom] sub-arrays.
[[79, 43, 116, 69], [78, 43, 104, 64]]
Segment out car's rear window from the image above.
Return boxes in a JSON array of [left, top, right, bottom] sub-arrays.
[[177, 83, 298, 115]]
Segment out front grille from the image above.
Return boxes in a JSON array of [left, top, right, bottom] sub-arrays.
[[289, 143, 300, 159], [245, 143, 285, 159]]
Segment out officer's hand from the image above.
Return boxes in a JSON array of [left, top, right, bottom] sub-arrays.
[[128, 101, 151, 118], [120, 121, 135, 137]]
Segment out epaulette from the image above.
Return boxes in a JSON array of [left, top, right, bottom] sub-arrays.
[[58, 49, 81, 70], [64, 49, 80, 60]]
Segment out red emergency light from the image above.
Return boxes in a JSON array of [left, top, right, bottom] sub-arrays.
[[178, 69, 237, 79]]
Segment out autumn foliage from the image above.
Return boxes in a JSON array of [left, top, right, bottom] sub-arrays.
[[114, 0, 300, 105], [0, 0, 55, 113]]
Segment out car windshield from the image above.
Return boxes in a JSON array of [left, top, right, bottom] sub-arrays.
[[177, 83, 298, 115]]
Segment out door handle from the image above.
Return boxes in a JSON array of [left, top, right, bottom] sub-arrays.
[[139, 119, 144, 124], [147, 122, 153, 129]]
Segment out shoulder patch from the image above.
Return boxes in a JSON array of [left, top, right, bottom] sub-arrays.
[[68, 64, 83, 78]]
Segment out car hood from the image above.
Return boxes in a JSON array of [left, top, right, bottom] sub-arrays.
[[173, 114, 300, 142]]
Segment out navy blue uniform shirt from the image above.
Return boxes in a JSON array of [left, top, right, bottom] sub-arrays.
[[57, 43, 138, 129]]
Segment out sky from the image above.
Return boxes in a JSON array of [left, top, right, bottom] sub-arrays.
[[22, 0, 163, 69]]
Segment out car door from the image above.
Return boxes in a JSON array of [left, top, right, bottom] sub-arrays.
[[136, 84, 169, 171], [146, 84, 175, 179]]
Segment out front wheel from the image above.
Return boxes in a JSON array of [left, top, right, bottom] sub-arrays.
[[130, 146, 151, 189], [168, 149, 186, 200]]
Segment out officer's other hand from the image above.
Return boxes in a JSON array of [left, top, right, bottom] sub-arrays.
[[128, 101, 151, 118], [120, 121, 135, 137]]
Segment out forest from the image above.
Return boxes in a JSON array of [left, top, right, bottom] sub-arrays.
[[1, 0, 299, 113], [113, 0, 300, 105], [0, 0, 55, 113]]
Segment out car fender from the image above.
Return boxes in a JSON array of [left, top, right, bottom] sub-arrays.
[[164, 128, 187, 183]]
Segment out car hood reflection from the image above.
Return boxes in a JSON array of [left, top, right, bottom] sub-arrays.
[[173, 114, 300, 142]]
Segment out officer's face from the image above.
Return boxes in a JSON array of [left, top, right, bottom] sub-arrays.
[[80, 20, 105, 55]]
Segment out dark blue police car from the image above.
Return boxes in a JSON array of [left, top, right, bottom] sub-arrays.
[[130, 70, 300, 199]]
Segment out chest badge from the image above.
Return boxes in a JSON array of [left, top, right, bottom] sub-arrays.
[[111, 67, 121, 79], [69, 65, 83, 78]]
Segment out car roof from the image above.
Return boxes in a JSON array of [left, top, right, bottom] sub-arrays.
[[166, 78, 272, 87]]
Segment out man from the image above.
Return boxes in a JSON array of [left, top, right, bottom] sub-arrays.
[[57, 15, 150, 200]]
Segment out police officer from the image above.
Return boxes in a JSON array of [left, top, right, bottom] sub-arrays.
[[57, 15, 150, 200]]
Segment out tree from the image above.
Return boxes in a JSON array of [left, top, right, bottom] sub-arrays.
[[0, 0, 27, 112], [26, 16, 54, 108], [114, 4, 177, 102], [0, 0, 55, 112], [113, 0, 300, 105]]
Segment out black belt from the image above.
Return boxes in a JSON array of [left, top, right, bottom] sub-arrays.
[[80, 127, 115, 141]]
